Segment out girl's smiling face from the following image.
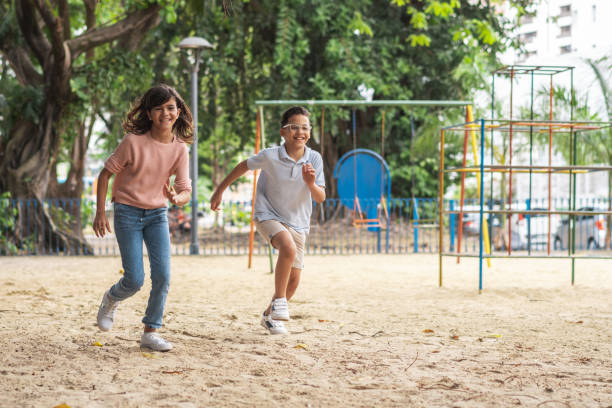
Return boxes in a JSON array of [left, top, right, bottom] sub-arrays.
[[148, 97, 180, 132], [280, 114, 311, 149]]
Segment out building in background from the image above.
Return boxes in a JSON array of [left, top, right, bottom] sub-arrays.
[[493, 0, 612, 202], [512, 0, 612, 64]]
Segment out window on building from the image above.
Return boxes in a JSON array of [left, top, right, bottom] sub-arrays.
[[560, 44, 572, 54], [518, 49, 538, 62], [559, 25, 571, 37], [521, 31, 537, 43], [522, 14, 535, 24], [560, 5, 571, 17]]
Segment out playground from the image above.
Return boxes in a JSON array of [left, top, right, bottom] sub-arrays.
[[2, 254, 610, 407]]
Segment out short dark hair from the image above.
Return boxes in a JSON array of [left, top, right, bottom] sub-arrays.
[[280, 106, 310, 127], [123, 84, 194, 144]]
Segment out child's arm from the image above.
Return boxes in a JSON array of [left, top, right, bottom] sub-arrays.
[[93, 168, 113, 238], [302, 163, 326, 203], [210, 160, 250, 211]]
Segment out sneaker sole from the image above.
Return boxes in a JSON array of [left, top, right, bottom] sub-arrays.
[[140, 344, 172, 352], [96, 323, 111, 332]]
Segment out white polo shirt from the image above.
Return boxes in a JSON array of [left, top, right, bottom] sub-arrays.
[[247, 144, 325, 233]]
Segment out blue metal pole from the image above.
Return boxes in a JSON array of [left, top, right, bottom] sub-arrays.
[[386, 170, 390, 253], [413, 198, 419, 253], [479, 119, 485, 292], [449, 199, 455, 251]]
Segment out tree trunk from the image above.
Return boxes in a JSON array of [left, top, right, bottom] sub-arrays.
[[2, 112, 93, 254]]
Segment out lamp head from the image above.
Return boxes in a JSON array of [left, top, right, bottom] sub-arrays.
[[178, 37, 213, 50]]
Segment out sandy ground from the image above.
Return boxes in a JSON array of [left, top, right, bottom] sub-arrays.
[[1, 254, 611, 407]]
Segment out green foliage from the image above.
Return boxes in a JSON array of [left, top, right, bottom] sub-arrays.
[[1, 0, 534, 206], [0, 80, 44, 142], [348, 12, 374, 37], [226, 202, 251, 227], [81, 198, 96, 229], [0, 192, 18, 254]]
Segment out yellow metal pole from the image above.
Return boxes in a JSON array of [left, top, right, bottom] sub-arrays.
[[467, 106, 492, 267]]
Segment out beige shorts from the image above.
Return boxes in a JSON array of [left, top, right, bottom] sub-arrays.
[[254, 219, 306, 269]]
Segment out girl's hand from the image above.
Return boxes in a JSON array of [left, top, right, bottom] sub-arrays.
[[210, 189, 223, 211], [163, 179, 173, 199], [302, 163, 316, 186], [93, 212, 111, 238], [165, 182, 190, 206]]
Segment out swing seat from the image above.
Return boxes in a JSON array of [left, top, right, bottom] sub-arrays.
[[353, 218, 382, 228]]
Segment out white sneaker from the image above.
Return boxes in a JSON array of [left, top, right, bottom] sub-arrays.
[[260, 313, 288, 335], [97, 290, 120, 331], [140, 332, 173, 352], [269, 297, 289, 321]]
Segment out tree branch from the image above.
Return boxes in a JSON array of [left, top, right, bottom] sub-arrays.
[[59, 0, 71, 40], [83, 0, 96, 59], [15, 1, 51, 66], [31, 0, 68, 71], [66, 5, 162, 60], [117, 11, 161, 51], [0, 45, 43, 86]]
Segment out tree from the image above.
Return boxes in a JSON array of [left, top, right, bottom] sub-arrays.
[[0, 0, 163, 253]]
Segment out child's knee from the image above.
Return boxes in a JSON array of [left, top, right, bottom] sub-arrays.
[[120, 274, 144, 292], [279, 241, 297, 259]]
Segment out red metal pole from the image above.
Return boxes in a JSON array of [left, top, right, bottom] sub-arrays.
[[247, 111, 262, 268]]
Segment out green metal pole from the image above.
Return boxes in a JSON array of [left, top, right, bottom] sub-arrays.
[[570, 68, 577, 286], [255, 100, 471, 107], [438, 130, 445, 287], [528, 71, 534, 255]]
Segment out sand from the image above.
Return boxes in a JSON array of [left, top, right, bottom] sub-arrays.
[[1, 254, 611, 407]]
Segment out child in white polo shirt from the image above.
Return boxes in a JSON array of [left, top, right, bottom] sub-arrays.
[[210, 106, 326, 334]]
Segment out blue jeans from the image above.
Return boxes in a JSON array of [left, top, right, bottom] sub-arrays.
[[109, 203, 171, 329]]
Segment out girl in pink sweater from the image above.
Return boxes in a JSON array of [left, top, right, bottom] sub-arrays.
[[93, 84, 193, 351]]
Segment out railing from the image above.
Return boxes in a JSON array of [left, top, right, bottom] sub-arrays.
[[1, 197, 440, 256], [446, 197, 611, 254], [1, 197, 609, 256]]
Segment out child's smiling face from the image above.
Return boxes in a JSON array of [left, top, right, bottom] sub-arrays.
[[280, 114, 311, 149], [148, 97, 180, 132]]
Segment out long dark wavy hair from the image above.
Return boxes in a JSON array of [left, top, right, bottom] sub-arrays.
[[123, 84, 194, 144]]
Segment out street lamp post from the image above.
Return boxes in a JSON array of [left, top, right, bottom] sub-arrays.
[[178, 36, 213, 255]]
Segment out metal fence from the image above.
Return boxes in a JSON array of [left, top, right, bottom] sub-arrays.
[[1, 197, 440, 256], [1, 197, 609, 256]]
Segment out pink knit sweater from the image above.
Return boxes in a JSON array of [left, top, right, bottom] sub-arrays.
[[104, 132, 191, 209]]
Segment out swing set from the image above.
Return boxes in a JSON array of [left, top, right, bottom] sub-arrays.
[[248, 99, 472, 269], [333, 109, 390, 231]]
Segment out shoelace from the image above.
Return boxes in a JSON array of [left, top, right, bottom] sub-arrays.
[[269, 318, 284, 328]]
